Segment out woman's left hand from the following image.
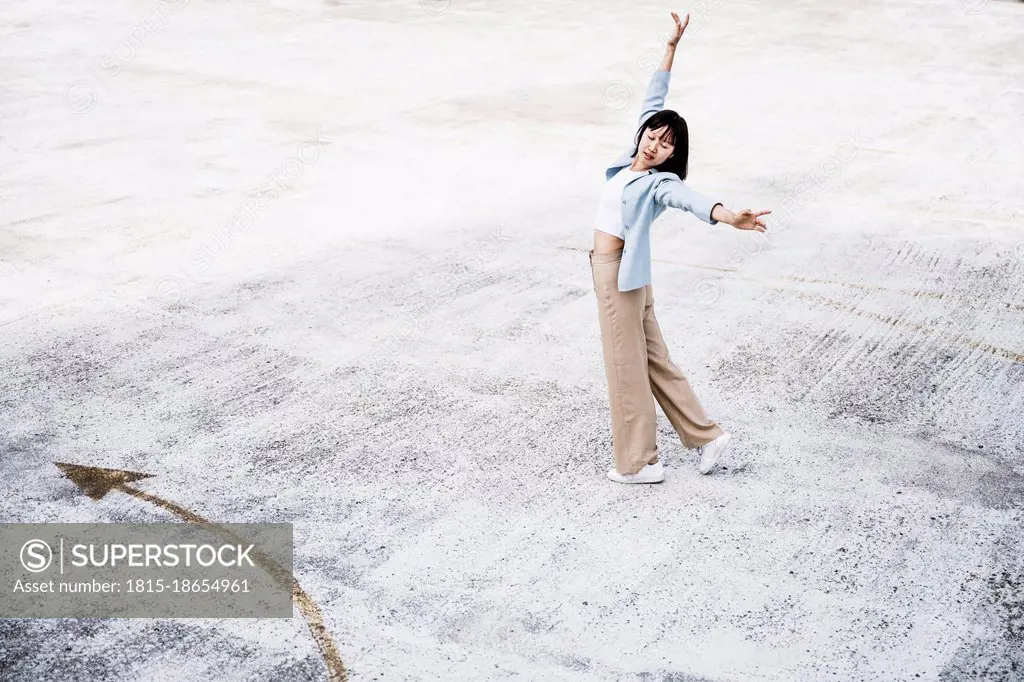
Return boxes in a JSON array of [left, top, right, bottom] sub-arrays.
[[667, 12, 689, 46], [731, 209, 771, 232]]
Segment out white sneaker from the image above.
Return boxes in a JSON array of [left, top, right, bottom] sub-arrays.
[[606, 460, 665, 484], [697, 431, 731, 475]]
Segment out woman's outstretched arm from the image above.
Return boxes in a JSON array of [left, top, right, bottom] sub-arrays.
[[638, 12, 689, 126], [655, 180, 772, 233]]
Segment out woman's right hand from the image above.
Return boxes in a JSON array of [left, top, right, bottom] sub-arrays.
[[667, 11, 689, 46], [730, 209, 772, 232]]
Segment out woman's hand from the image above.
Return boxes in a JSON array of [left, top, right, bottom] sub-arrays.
[[667, 11, 689, 46], [730, 209, 772, 232]]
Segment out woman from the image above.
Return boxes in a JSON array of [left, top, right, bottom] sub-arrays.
[[591, 11, 770, 484]]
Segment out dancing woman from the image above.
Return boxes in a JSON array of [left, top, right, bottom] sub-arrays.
[[590, 11, 771, 483]]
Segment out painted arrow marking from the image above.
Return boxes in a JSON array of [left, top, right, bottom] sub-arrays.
[[54, 462, 349, 682]]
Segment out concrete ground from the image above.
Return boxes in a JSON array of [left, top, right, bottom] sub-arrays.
[[2, 0, 1023, 679]]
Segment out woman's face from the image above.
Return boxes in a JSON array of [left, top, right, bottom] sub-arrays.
[[638, 125, 675, 168]]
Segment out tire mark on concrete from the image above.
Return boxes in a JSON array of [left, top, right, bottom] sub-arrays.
[[557, 247, 1024, 312], [781, 289, 1023, 364], [790, 291, 878, 403], [569, 247, 1024, 364]]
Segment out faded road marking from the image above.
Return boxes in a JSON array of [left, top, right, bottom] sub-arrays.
[[54, 462, 349, 682]]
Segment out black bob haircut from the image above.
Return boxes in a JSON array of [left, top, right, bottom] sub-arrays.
[[631, 109, 690, 181]]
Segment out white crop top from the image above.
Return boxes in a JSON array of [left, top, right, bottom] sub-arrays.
[[594, 166, 651, 239]]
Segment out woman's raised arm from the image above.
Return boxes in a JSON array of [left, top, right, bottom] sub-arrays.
[[660, 11, 688, 72], [638, 12, 689, 127]]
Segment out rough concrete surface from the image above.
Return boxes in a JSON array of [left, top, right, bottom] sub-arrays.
[[1, 0, 1023, 680]]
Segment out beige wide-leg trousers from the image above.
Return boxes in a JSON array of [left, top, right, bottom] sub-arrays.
[[589, 248, 725, 475]]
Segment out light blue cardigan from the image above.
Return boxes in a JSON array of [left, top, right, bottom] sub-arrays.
[[605, 68, 722, 292]]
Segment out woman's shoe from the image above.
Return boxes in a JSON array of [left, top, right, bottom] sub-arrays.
[[697, 431, 731, 475], [607, 460, 665, 484]]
